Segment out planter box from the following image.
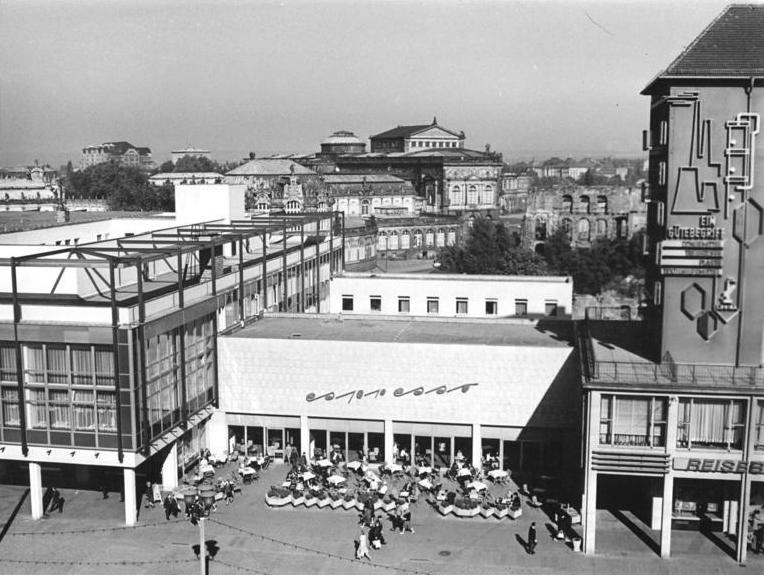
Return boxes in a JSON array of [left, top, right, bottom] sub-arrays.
[[438, 504, 454, 516], [291, 495, 305, 507], [383, 501, 396, 512], [317, 498, 331, 509], [330, 499, 343, 509], [480, 506, 495, 519], [355, 501, 366, 512], [342, 499, 357, 510], [453, 506, 480, 518], [304, 497, 318, 508], [508, 507, 522, 520], [373, 500, 384, 511], [265, 495, 291, 507], [495, 507, 509, 519]]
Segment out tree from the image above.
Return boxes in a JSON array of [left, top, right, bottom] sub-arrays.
[[437, 218, 549, 276], [172, 155, 224, 173], [67, 162, 173, 211]]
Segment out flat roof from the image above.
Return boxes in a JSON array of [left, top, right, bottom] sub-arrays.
[[338, 271, 572, 283], [227, 314, 573, 347]]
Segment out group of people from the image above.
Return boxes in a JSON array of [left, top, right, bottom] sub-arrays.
[[42, 486, 65, 515], [355, 497, 415, 561]]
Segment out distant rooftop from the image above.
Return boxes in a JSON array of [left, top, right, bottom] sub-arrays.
[[0, 211, 167, 235], [643, 4, 764, 92], [370, 118, 463, 140], [339, 271, 571, 284], [226, 159, 317, 177], [228, 314, 574, 348], [323, 174, 407, 185]]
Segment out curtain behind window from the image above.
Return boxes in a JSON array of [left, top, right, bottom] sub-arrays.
[[690, 400, 726, 445], [613, 397, 650, 442]]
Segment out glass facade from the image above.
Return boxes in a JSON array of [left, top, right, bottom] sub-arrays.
[[677, 398, 745, 450]]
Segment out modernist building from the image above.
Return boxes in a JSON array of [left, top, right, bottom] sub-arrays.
[[0, 183, 342, 526], [80, 142, 155, 171], [329, 272, 572, 318], [369, 118, 465, 153], [580, 5, 764, 564], [523, 185, 647, 251], [210, 314, 581, 482]]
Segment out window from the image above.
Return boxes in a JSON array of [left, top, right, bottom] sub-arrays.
[[577, 219, 590, 241], [26, 388, 47, 429], [580, 196, 590, 214], [370, 296, 381, 312], [514, 299, 528, 316], [597, 196, 608, 214], [677, 398, 745, 450], [341, 295, 354, 311], [73, 389, 95, 430], [544, 300, 558, 316], [535, 220, 547, 241], [483, 185, 494, 205], [398, 297, 410, 313], [596, 219, 607, 237], [456, 298, 468, 315], [451, 186, 463, 206], [600, 395, 667, 447], [427, 298, 439, 314], [756, 400, 764, 451], [49, 390, 70, 429], [97, 391, 117, 432], [562, 195, 573, 213], [1, 387, 20, 426], [361, 200, 369, 216], [467, 185, 478, 205], [485, 299, 498, 315]]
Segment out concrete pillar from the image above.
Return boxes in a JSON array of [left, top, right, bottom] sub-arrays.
[[384, 419, 394, 465], [583, 470, 597, 555], [736, 474, 750, 564], [123, 468, 137, 526], [161, 442, 179, 491], [300, 415, 310, 459], [471, 423, 482, 470], [660, 473, 673, 558], [29, 462, 43, 520]]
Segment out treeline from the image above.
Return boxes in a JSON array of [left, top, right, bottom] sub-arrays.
[[65, 163, 174, 211], [437, 218, 645, 296]]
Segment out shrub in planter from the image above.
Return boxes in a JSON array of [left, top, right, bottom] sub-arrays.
[[342, 493, 357, 510], [316, 490, 330, 508], [480, 502, 495, 518], [445, 491, 457, 506], [304, 493, 318, 507], [438, 502, 454, 516], [382, 496, 396, 512], [494, 500, 509, 519], [329, 491, 343, 509], [265, 486, 292, 507], [291, 489, 305, 507], [453, 497, 481, 518]]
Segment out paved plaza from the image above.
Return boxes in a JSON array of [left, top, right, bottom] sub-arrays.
[[0, 463, 760, 575]]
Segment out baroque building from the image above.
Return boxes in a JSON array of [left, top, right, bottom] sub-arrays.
[[80, 141, 155, 171]]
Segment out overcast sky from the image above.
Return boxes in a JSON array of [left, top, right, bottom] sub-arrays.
[[0, 0, 733, 167]]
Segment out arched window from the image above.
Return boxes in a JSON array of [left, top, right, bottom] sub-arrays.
[[436, 229, 445, 246], [562, 194, 573, 213], [401, 231, 411, 250], [361, 200, 370, 216], [377, 233, 387, 251], [467, 185, 478, 205], [597, 195, 608, 214], [425, 229, 435, 247], [451, 185, 463, 206], [414, 230, 423, 247], [285, 199, 302, 213], [535, 219, 547, 241], [597, 219, 607, 237], [577, 219, 590, 241], [447, 230, 457, 245], [561, 218, 572, 238], [580, 196, 590, 214], [388, 232, 399, 250]]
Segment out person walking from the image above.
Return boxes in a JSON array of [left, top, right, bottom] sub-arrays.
[[163, 494, 175, 520], [402, 502, 414, 534], [144, 481, 155, 509], [528, 522, 537, 555], [224, 481, 235, 505], [49, 488, 65, 514], [356, 528, 371, 560]]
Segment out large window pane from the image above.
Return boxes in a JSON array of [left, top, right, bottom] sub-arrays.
[[97, 392, 117, 432], [49, 390, 70, 429], [1, 387, 20, 426], [0, 346, 17, 382], [26, 388, 47, 429], [46, 346, 68, 384], [613, 397, 650, 446], [73, 390, 95, 430]]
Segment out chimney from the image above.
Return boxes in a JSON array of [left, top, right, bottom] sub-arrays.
[[249, 152, 256, 160]]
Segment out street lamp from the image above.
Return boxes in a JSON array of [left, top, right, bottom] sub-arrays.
[[183, 484, 217, 575]]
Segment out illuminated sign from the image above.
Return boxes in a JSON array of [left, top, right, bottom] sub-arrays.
[[673, 457, 764, 474], [306, 382, 479, 404]]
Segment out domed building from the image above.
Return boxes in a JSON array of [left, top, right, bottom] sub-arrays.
[[319, 131, 366, 157]]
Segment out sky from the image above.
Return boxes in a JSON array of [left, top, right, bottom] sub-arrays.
[[0, 0, 736, 168]]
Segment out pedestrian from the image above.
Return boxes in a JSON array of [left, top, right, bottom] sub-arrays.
[[145, 481, 155, 509], [356, 528, 371, 560], [42, 485, 54, 514], [49, 488, 65, 514], [225, 481, 234, 505], [402, 502, 414, 534], [528, 522, 537, 555], [285, 443, 293, 465], [163, 494, 174, 520]]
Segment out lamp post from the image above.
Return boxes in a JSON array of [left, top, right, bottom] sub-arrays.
[[183, 484, 216, 575]]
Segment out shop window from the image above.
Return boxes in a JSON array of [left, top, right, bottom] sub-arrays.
[[514, 299, 528, 316], [677, 398, 745, 450], [370, 295, 381, 312], [600, 395, 667, 447], [456, 298, 468, 315], [544, 300, 558, 316], [341, 295, 353, 311], [398, 297, 410, 313], [427, 297, 439, 314], [485, 299, 498, 315]]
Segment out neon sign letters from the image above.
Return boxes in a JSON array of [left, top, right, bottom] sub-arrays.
[[305, 383, 479, 404]]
